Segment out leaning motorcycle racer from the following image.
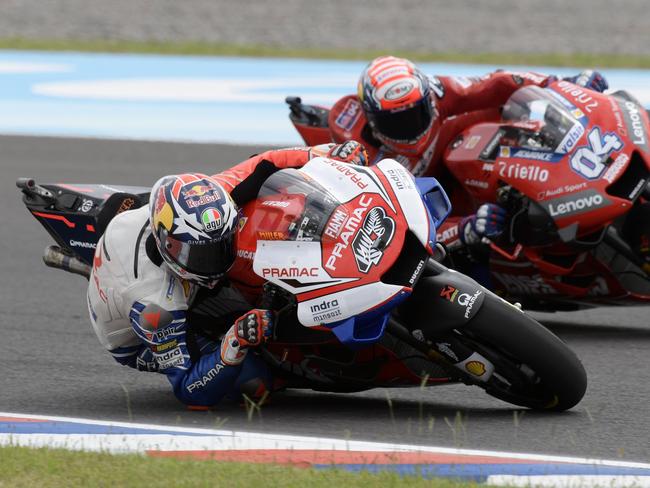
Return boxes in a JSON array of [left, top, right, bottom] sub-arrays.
[[86, 141, 367, 407], [328, 55, 608, 250]]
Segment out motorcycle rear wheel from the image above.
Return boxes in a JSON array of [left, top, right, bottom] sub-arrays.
[[459, 293, 587, 411]]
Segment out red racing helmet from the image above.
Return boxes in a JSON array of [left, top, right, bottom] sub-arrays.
[[358, 56, 438, 155]]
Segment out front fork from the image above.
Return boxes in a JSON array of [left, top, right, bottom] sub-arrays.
[[387, 317, 495, 384], [430, 334, 496, 382], [391, 258, 497, 383]]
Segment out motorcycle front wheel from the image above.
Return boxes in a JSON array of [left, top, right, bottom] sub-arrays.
[[407, 276, 587, 411], [459, 293, 587, 411]]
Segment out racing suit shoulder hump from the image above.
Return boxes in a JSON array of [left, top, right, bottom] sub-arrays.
[[328, 95, 368, 144]]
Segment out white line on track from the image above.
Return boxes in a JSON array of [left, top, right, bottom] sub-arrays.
[[2, 411, 650, 471]]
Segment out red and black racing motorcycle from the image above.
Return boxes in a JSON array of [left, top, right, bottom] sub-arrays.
[[17, 156, 586, 410], [287, 81, 650, 311]]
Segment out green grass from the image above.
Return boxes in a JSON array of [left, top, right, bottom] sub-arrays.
[[0, 445, 488, 488], [0, 36, 648, 68]]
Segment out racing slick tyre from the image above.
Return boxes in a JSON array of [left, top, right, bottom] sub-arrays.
[[460, 293, 587, 411]]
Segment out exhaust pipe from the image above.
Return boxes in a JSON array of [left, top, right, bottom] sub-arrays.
[[43, 245, 91, 279]]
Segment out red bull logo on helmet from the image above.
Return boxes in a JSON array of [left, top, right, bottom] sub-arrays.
[[201, 208, 223, 232], [184, 182, 220, 209], [184, 184, 212, 198]]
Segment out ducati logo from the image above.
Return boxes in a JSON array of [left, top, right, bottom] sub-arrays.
[[352, 207, 395, 273]]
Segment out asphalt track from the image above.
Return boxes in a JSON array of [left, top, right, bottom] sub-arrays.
[[2, 135, 650, 462]]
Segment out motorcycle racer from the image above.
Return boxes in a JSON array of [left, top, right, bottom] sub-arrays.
[[328, 56, 608, 251], [86, 141, 367, 408]]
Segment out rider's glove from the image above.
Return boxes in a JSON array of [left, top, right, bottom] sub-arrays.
[[564, 70, 609, 93], [235, 309, 274, 347], [327, 140, 369, 166], [459, 204, 507, 246], [220, 309, 274, 366]]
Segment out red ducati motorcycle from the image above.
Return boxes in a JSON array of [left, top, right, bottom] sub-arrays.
[[287, 81, 650, 311]]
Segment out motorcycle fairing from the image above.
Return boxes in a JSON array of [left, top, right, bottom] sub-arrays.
[[446, 84, 650, 239], [253, 240, 359, 297], [302, 157, 446, 253], [439, 83, 650, 306], [491, 236, 650, 307], [21, 182, 149, 264], [415, 176, 451, 250], [250, 157, 448, 346], [252, 160, 409, 323], [297, 281, 405, 329], [300, 157, 398, 213], [327, 290, 409, 348]]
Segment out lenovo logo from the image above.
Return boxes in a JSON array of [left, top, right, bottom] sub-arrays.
[[543, 190, 610, 218]]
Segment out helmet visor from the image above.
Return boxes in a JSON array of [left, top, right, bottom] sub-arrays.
[[160, 227, 236, 279], [368, 99, 434, 142]]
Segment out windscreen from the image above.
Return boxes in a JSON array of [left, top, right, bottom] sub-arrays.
[[502, 85, 584, 154], [256, 168, 341, 242]]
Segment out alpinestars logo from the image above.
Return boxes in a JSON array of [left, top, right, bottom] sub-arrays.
[[352, 207, 395, 273]]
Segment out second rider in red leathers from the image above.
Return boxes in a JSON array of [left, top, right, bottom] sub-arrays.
[[327, 56, 608, 255]]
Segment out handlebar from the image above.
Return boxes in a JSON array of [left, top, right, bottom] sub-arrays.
[[16, 177, 55, 201], [16, 177, 35, 190], [285, 96, 327, 126]]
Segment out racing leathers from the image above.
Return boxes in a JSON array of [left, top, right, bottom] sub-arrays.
[[87, 143, 357, 407], [329, 70, 556, 250], [329, 69, 608, 250]]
